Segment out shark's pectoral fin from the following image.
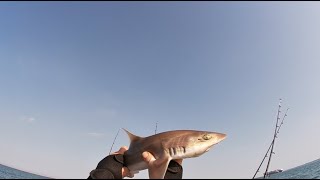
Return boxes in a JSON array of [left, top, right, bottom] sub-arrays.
[[148, 155, 172, 179]]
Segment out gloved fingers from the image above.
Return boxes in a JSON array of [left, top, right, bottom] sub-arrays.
[[142, 151, 156, 164], [112, 146, 128, 155], [142, 151, 167, 168], [173, 159, 183, 165], [122, 166, 136, 178]]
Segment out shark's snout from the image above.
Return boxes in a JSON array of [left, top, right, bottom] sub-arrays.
[[219, 133, 227, 140], [212, 132, 227, 145]]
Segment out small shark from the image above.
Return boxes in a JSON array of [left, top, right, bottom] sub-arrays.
[[123, 129, 227, 179]]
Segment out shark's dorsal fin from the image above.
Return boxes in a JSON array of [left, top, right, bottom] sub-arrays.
[[122, 128, 142, 143]]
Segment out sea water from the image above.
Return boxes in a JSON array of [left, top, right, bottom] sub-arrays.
[[1, 159, 320, 179], [257, 159, 320, 179], [0, 164, 50, 179]]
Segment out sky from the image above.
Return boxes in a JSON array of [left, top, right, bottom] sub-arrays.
[[0, 2, 320, 179]]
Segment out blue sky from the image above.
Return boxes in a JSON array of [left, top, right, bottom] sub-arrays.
[[1, 2, 320, 179]]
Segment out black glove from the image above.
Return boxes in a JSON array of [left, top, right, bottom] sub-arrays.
[[165, 160, 183, 179], [88, 155, 183, 179], [88, 154, 124, 179]]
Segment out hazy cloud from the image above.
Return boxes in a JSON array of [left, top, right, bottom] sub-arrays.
[[22, 117, 36, 123]]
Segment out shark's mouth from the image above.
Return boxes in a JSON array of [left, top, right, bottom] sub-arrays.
[[205, 144, 216, 152]]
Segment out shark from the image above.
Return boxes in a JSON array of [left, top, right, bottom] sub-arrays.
[[122, 129, 227, 179]]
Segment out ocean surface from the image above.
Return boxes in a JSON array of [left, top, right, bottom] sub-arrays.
[[0, 164, 50, 179], [0, 159, 320, 179], [257, 159, 320, 179]]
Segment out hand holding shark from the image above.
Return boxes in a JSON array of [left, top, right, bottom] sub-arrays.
[[108, 146, 183, 179]]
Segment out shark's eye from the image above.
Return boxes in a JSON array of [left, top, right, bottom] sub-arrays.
[[203, 134, 212, 140]]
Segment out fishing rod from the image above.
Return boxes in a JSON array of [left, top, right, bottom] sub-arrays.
[[276, 108, 289, 135], [263, 99, 282, 178], [155, 121, 158, 135], [252, 99, 289, 179], [263, 107, 289, 178], [252, 108, 289, 179], [109, 128, 121, 155], [252, 141, 273, 179]]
